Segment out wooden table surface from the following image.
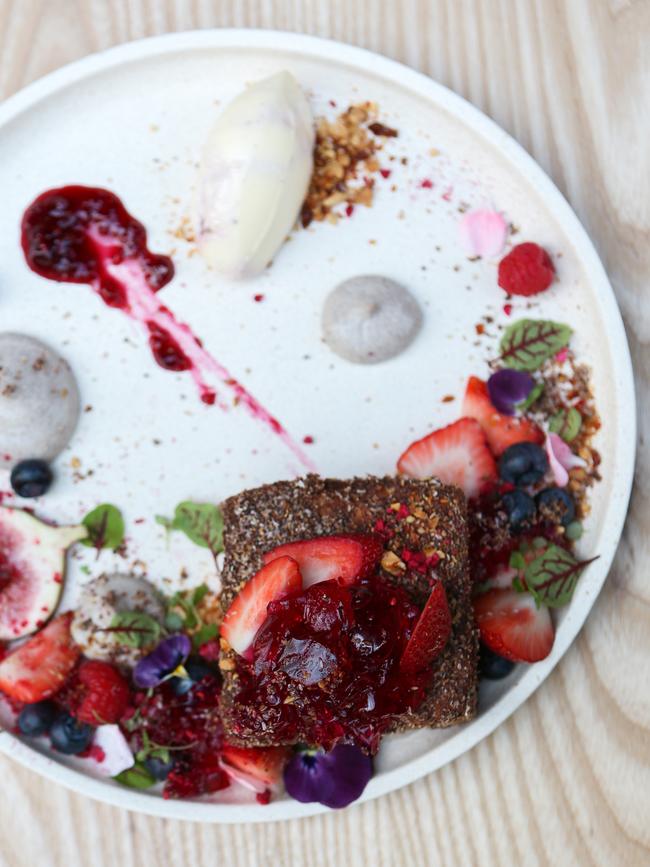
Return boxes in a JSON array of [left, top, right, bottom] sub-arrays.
[[0, 1, 648, 865]]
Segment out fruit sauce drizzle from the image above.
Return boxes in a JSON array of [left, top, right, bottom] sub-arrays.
[[21, 186, 315, 472]]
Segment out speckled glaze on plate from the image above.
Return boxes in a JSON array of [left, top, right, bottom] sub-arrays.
[[0, 30, 634, 822]]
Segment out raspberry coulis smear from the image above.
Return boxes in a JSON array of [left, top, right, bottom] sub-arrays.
[[20, 186, 315, 471]]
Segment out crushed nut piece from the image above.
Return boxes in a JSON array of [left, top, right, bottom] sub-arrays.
[[381, 550, 406, 575], [301, 102, 397, 227]]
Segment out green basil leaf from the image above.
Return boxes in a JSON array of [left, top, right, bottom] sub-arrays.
[[499, 319, 572, 371], [549, 407, 582, 442], [109, 612, 161, 648], [114, 762, 156, 790], [524, 545, 598, 608], [156, 502, 224, 554], [81, 504, 125, 551]]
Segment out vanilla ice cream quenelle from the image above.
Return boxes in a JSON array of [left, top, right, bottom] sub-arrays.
[[196, 71, 315, 279]]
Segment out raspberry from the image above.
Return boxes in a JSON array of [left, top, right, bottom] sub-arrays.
[[498, 243, 555, 297], [74, 660, 130, 725]]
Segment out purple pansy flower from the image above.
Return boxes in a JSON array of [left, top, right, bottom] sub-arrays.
[[487, 369, 535, 415], [284, 744, 373, 809], [133, 634, 191, 688]]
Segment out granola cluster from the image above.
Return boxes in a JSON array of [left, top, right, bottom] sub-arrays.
[[300, 103, 397, 227]]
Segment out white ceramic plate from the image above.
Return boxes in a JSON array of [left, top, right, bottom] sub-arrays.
[[0, 30, 635, 822]]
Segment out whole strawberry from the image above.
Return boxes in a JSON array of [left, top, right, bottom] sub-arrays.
[[498, 242, 555, 297], [74, 660, 130, 725]]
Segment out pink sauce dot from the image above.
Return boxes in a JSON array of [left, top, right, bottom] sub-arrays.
[[380, 169, 391, 179], [345, 204, 355, 218], [253, 294, 265, 303], [420, 179, 433, 189], [503, 303, 513, 316], [303, 435, 315, 445]]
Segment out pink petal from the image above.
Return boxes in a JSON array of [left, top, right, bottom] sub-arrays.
[[87, 725, 135, 777], [459, 209, 508, 257], [555, 348, 568, 363], [545, 433, 586, 487]]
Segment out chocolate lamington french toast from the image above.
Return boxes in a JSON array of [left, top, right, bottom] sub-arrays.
[[218, 474, 478, 749]]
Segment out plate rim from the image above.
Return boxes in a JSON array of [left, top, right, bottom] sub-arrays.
[[0, 27, 636, 823]]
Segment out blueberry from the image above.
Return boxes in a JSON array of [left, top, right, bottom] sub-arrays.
[[17, 700, 57, 737], [185, 657, 217, 682], [10, 459, 53, 498], [170, 657, 218, 695], [536, 487, 576, 526], [501, 489, 536, 531], [144, 754, 175, 781], [49, 712, 94, 755], [498, 442, 548, 487], [479, 644, 516, 680]]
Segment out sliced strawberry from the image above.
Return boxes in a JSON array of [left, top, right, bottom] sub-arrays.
[[397, 417, 497, 499], [462, 376, 544, 456], [400, 577, 451, 673], [221, 745, 290, 788], [263, 534, 383, 588], [0, 612, 80, 703], [220, 556, 302, 656], [473, 588, 554, 663]]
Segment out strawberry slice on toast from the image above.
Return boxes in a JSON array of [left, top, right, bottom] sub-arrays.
[[473, 588, 554, 663], [462, 376, 543, 456], [400, 577, 452, 674], [263, 534, 383, 588], [397, 417, 497, 499], [0, 612, 80, 703], [220, 556, 302, 657]]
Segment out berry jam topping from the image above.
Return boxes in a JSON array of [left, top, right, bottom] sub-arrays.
[[21, 186, 315, 472], [21, 186, 174, 292], [127, 674, 227, 799], [228, 577, 428, 754]]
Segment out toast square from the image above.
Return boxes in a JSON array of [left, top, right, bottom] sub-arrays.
[[219, 475, 478, 746]]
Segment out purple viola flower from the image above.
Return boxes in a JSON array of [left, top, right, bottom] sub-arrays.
[[487, 369, 535, 415], [133, 634, 191, 689], [284, 744, 373, 809]]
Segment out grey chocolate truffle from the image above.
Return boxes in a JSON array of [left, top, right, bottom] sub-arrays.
[[322, 275, 423, 364], [0, 333, 80, 467]]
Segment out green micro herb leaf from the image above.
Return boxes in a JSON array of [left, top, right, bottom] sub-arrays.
[[164, 611, 185, 631], [114, 762, 156, 790], [82, 503, 125, 551], [156, 502, 224, 555], [108, 611, 161, 648], [523, 545, 599, 608], [516, 380, 544, 412], [192, 584, 210, 606], [499, 319, 572, 371], [549, 407, 582, 442], [509, 550, 526, 571]]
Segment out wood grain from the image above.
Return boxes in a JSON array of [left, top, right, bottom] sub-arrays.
[[0, 1, 648, 865]]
